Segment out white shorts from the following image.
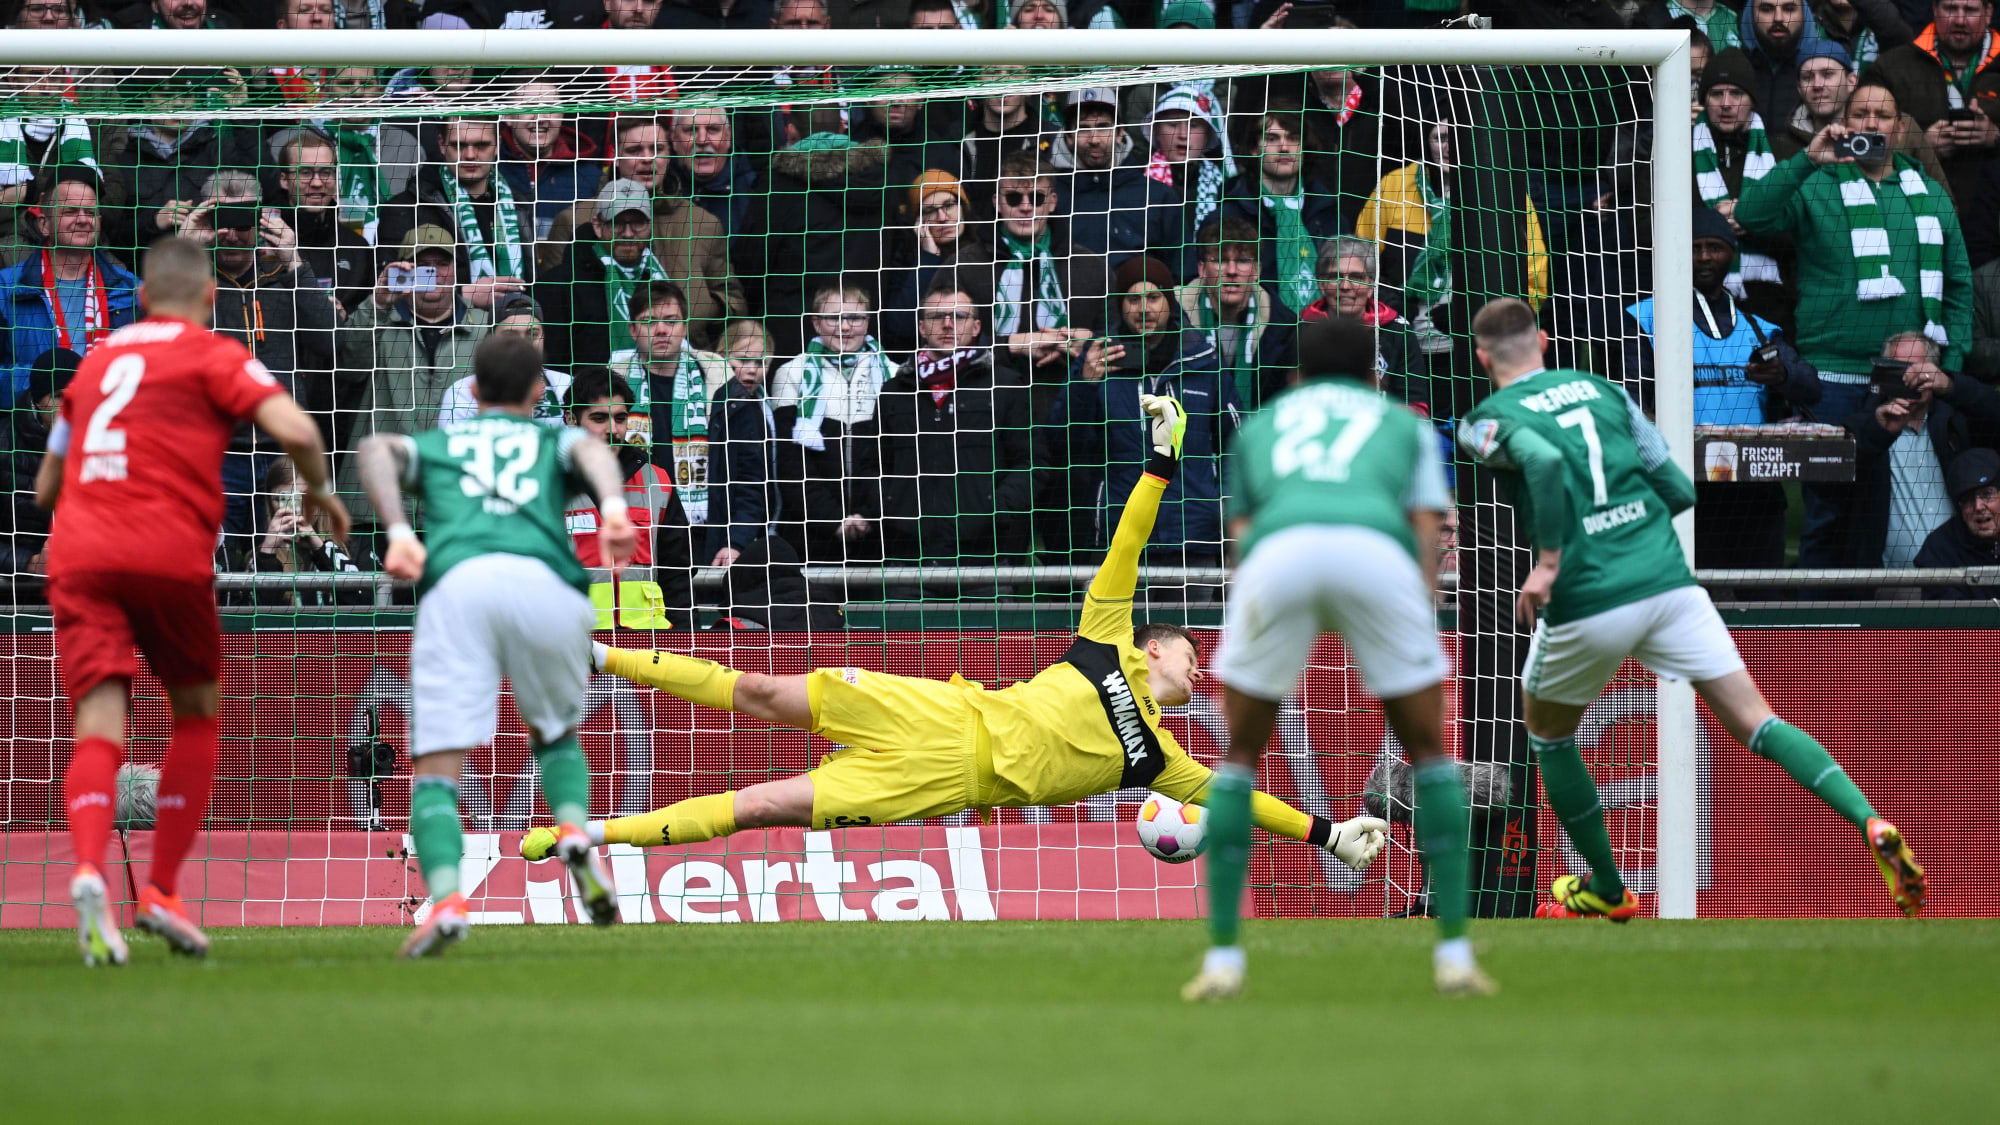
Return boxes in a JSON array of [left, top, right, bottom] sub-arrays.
[[410, 554, 597, 756], [1214, 524, 1449, 703], [1522, 585, 1745, 706]]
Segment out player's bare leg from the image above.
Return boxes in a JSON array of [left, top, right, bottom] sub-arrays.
[[1385, 684, 1494, 996], [67, 681, 130, 967], [1184, 686, 1279, 1002], [1694, 671, 1922, 916], [1525, 693, 1640, 922], [128, 680, 220, 958], [592, 642, 813, 729], [401, 749, 473, 958]]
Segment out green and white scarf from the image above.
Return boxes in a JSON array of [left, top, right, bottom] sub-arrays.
[[996, 229, 1067, 336], [626, 349, 710, 525], [596, 240, 668, 357], [1665, 0, 1740, 50], [330, 124, 383, 242], [1263, 187, 1317, 313], [0, 116, 95, 187], [1406, 166, 1453, 309], [1196, 290, 1259, 406], [1836, 160, 1951, 348], [792, 336, 890, 452], [441, 165, 524, 281], [1693, 111, 1779, 296]]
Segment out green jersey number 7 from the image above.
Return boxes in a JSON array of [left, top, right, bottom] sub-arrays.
[[1557, 407, 1609, 506]]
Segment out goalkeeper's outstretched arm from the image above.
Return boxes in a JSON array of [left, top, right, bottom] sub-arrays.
[[1078, 395, 1184, 645]]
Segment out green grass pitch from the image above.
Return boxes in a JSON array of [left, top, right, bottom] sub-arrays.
[[3, 919, 1993, 1123]]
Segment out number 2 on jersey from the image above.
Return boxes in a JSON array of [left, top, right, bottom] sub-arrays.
[[83, 354, 146, 454], [1556, 407, 1609, 505], [1271, 396, 1383, 482]]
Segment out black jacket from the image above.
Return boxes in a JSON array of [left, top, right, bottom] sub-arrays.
[[705, 376, 782, 559], [281, 199, 374, 317], [211, 260, 336, 453], [736, 141, 889, 356], [0, 392, 52, 573], [1912, 511, 2000, 597], [1843, 374, 2000, 567], [103, 123, 263, 258], [876, 349, 1034, 563]]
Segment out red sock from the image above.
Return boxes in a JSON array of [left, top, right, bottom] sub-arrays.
[[148, 715, 219, 897], [64, 736, 122, 874]]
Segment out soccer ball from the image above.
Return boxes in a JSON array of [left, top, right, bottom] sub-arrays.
[[1134, 792, 1207, 863]]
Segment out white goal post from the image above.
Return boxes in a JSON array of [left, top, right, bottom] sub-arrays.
[[1, 26, 1698, 918]]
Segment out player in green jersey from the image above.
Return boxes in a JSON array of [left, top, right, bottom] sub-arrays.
[[358, 334, 641, 957], [1185, 317, 1489, 1001], [1459, 299, 1923, 920]]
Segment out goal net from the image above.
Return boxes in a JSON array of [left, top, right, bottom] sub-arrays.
[[7, 27, 1858, 930]]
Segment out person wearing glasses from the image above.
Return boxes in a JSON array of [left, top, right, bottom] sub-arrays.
[[984, 150, 1106, 423], [770, 281, 892, 564], [871, 170, 991, 356], [876, 275, 1034, 576], [273, 133, 372, 318], [1298, 235, 1424, 414]]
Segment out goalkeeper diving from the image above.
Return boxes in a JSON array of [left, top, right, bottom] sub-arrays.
[[520, 396, 1390, 872]]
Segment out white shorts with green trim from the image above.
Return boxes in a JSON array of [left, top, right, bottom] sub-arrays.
[[1521, 585, 1744, 707], [411, 553, 596, 756], [1215, 524, 1448, 703]]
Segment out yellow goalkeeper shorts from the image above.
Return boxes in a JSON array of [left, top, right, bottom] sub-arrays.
[[804, 667, 988, 830]]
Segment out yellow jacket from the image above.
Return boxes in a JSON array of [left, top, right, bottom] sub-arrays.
[[1355, 162, 1550, 309]]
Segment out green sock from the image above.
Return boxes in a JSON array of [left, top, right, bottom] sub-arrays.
[[1529, 733, 1625, 901], [409, 776, 464, 900], [1749, 717, 1876, 830], [1413, 759, 1471, 941], [1203, 763, 1255, 949], [533, 736, 591, 828]]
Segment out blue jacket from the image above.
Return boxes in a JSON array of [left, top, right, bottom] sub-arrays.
[[0, 249, 140, 397], [1047, 326, 1242, 558]]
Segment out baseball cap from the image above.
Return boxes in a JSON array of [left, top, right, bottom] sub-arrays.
[[1946, 447, 2000, 503], [494, 292, 544, 323], [1066, 87, 1118, 111], [596, 178, 653, 225], [400, 223, 456, 255], [26, 347, 80, 405]]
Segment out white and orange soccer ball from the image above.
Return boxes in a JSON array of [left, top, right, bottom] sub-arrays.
[[1134, 791, 1207, 863]]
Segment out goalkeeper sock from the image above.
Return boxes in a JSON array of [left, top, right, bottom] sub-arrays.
[[1204, 763, 1255, 950], [532, 736, 591, 829], [603, 792, 737, 848], [1749, 717, 1876, 830], [604, 646, 742, 712], [1530, 732, 1625, 901], [1412, 758, 1471, 942], [148, 715, 219, 896], [409, 776, 464, 900], [64, 736, 121, 874]]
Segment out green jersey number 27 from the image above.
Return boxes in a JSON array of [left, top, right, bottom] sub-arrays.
[[1271, 392, 1385, 482]]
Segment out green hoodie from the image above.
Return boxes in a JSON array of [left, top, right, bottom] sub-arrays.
[[1736, 150, 1971, 374]]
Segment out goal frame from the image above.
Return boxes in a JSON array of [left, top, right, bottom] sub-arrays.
[[1, 26, 1699, 918]]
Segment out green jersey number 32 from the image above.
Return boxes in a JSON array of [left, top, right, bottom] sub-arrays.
[[1271, 395, 1384, 482], [449, 429, 542, 514]]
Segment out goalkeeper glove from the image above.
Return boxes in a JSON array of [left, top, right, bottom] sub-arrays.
[[1324, 816, 1389, 872], [1138, 393, 1186, 480]]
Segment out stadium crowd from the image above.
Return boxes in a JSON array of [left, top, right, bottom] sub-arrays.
[[3, 0, 1999, 624]]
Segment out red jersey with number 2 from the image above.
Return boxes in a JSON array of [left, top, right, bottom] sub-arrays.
[[48, 316, 285, 582]]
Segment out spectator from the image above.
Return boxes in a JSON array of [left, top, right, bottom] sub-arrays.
[[1868, 0, 2000, 220], [1740, 0, 1827, 128], [739, 134, 889, 357], [1739, 76, 1974, 567], [1176, 216, 1298, 411], [0, 346, 74, 576], [334, 223, 493, 529], [0, 65, 100, 267], [1221, 98, 1344, 317], [1626, 207, 1823, 570], [771, 280, 890, 563], [189, 168, 337, 540], [378, 117, 533, 310], [499, 83, 603, 242], [273, 133, 372, 318], [264, 0, 340, 102], [959, 79, 1049, 210], [658, 0, 774, 29], [611, 280, 729, 530], [267, 70, 423, 245], [1843, 331, 2000, 568], [672, 108, 760, 239], [1693, 48, 1793, 326], [903, 0, 966, 27], [418, 0, 600, 29], [563, 370, 696, 631], [1145, 83, 1233, 278], [1914, 446, 2000, 592], [1812, 0, 1919, 66], [707, 317, 784, 567], [104, 76, 262, 254], [1778, 39, 1858, 155], [1009, 0, 1062, 26], [539, 178, 680, 371], [7, 0, 80, 27], [1046, 254, 1239, 566], [225, 456, 375, 608], [1971, 250, 2000, 377], [1658, 0, 1746, 49], [853, 69, 964, 224], [600, 0, 679, 99], [132, 0, 232, 28], [0, 172, 138, 396], [1299, 236, 1425, 413], [1357, 121, 1552, 346], [987, 151, 1104, 416], [878, 277, 1034, 567], [1048, 87, 1182, 270], [872, 169, 992, 354], [437, 292, 571, 425]]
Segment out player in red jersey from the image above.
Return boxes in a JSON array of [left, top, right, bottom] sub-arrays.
[[34, 238, 350, 965]]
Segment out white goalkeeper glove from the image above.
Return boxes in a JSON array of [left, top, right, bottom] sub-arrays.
[[1138, 393, 1186, 461], [1324, 816, 1389, 871]]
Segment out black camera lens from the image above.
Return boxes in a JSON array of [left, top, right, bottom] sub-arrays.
[[214, 204, 259, 230]]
